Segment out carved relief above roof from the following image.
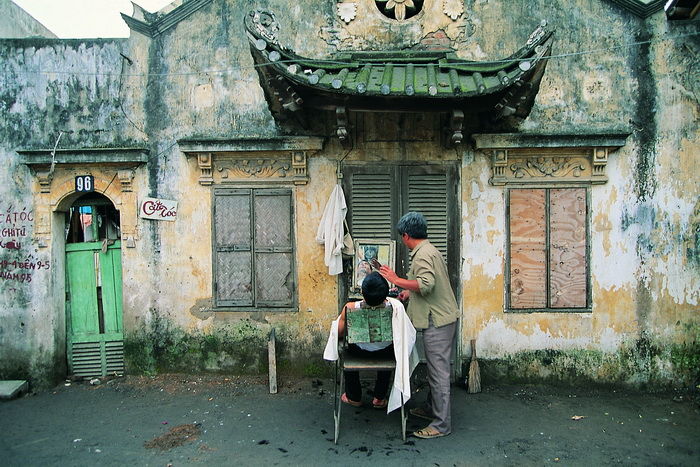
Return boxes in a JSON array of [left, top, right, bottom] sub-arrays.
[[337, 0, 465, 24], [328, 0, 476, 50]]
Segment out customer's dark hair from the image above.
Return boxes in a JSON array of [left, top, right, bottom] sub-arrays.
[[362, 271, 389, 306], [397, 211, 428, 239]]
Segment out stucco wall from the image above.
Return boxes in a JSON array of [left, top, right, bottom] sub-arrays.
[[0, 0, 697, 388], [0, 37, 130, 384]]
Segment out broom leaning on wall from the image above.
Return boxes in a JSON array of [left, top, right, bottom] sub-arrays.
[[468, 339, 481, 393]]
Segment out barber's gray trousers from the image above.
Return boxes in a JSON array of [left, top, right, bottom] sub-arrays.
[[423, 318, 457, 434]]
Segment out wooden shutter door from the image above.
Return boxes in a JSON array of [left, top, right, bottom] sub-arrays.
[[344, 163, 459, 294], [254, 189, 294, 307], [509, 188, 547, 309], [214, 189, 253, 306], [549, 188, 587, 308]]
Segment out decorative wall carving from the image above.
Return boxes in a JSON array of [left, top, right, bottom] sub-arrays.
[[442, 0, 464, 20], [338, 2, 358, 23], [217, 158, 292, 180], [180, 137, 324, 186], [510, 156, 587, 180], [486, 149, 607, 186], [472, 133, 629, 187]]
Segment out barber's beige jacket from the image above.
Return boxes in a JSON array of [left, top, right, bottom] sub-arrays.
[[406, 240, 459, 329]]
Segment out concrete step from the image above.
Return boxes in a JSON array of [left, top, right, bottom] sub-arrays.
[[0, 380, 29, 401]]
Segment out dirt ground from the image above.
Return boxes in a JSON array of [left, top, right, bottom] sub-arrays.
[[1, 368, 698, 466]]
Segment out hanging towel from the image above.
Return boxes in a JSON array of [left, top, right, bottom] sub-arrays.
[[316, 184, 347, 275], [386, 297, 419, 413]]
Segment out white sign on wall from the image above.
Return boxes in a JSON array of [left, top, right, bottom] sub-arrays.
[[139, 197, 178, 221]]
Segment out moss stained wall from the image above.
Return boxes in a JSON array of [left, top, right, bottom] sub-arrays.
[[1, 0, 698, 387], [0, 38, 135, 387]]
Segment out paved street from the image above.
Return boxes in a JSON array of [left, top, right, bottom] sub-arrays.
[[1, 371, 698, 466]]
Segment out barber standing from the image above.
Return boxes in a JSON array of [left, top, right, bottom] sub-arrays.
[[379, 211, 459, 439]]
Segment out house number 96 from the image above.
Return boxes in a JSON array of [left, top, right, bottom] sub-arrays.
[[75, 175, 94, 192]]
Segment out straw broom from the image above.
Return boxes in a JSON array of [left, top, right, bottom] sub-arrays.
[[468, 339, 481, 393]]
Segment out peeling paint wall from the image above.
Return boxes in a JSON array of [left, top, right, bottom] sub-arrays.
[[1, 0, 698, 389]]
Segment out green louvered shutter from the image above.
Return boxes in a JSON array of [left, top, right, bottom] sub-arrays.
[[347, 168, 395, 241], [406, 169, 450, 258]]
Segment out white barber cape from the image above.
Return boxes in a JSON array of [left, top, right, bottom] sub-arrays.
[[316, 184, 347, 276], [323, 297, 419, 413]]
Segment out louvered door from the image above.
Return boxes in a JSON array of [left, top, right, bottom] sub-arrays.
[[343, 164, 459, 295]]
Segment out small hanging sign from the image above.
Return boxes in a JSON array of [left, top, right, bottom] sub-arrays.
[[140, 197, 178, 221]]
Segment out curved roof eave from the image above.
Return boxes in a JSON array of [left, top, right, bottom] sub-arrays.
[[245, 9, 554, 117]]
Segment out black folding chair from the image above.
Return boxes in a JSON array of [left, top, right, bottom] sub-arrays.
[[334, 304, 407, 444]]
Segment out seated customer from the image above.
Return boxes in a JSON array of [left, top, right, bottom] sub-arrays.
[[338, 271, 393, 409]]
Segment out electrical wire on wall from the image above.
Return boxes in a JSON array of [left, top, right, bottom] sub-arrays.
[[117, 52, 148, 137], [2, 31, 698, 79]]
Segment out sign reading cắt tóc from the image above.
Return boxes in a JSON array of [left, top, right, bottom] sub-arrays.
[[140, 197, 178, 221]]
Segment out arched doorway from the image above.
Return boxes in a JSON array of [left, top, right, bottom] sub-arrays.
[[65, 192, 124, 379]]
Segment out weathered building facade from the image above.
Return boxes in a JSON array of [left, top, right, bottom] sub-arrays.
[[1, 0, 698, 389]]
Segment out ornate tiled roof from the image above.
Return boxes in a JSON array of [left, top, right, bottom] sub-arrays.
[[244, 9, 554, 144]]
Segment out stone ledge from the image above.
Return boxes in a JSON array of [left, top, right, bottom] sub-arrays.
[[0, 380, 29, 401]]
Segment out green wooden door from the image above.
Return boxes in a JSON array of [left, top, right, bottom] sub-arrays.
[[66, 241, 124, 379]]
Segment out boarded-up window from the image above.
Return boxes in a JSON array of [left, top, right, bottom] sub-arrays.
[[343, 164, 459, 295], [507, 188, 589, 311], [213, 188, 295, 309]]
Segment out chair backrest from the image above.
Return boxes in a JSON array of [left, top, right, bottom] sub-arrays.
[[346, 304, 393, 344]]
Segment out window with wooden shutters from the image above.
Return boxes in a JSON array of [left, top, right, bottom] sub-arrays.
[[507, 187, 590, 312], [343, 164, 459, 295], [213, 188, 295, 309]]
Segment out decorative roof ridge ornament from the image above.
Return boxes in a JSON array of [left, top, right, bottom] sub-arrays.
[[249, 9, 281, 47], [121, 0, 213, 38], [526, 20, 549, 48]]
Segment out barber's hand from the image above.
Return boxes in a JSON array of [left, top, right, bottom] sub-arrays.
[[397, 290, 410, 302], [378, 265, 399, 284]]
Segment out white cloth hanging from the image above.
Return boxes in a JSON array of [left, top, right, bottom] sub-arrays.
[[316, 184, 347, 275]]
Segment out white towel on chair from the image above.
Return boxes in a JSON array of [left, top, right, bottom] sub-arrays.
[[323, 318, 340, 361], [387, 297, 418, 413]]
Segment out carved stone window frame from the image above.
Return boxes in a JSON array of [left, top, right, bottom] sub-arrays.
[[179, 137, 325, 186], [473, 133, 630, 187]]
